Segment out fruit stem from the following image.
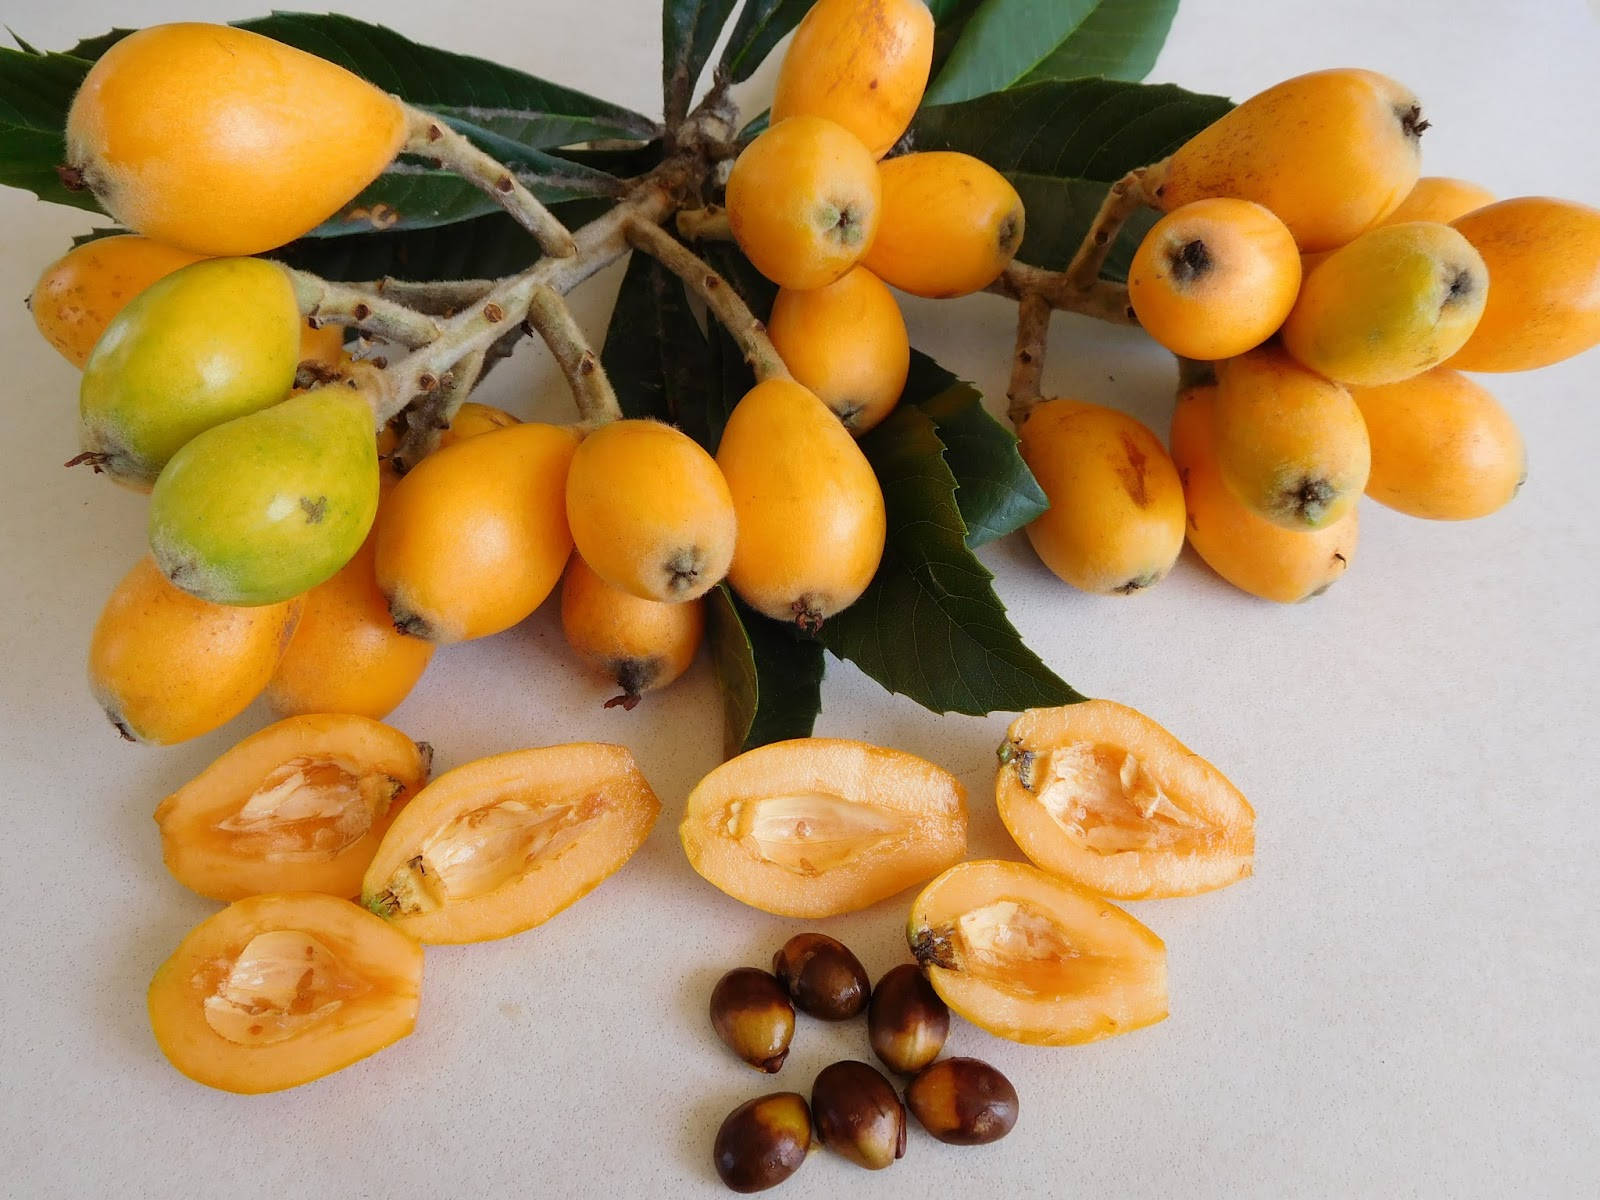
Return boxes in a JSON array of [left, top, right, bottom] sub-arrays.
[[286, 268, 443, 348], [401, 103, 580, 260], [1006, 292, 1051, 424], [523, 284, 623, 425], [676, 205, 733, 242], [392, 346, 487, 471], [623, 215, 791, 384], [370, 278, 498, 315], [1063, 157, 1171, 291], [988, 262, 1137, 326]]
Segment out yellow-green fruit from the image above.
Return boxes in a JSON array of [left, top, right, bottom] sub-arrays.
[[1448, 197, 1600, 372], [1381, 177, 1494, 227], [1160, 69, 1424, 252], [149, 387, 380, 606], [717, 379, 885, 628], [78, 257, 301, 489], [1171, 386, 1358, 603], [1353, 369, 1524, 520], [767, 267, 909, 434], [1018, 400, 1186, 595], [1127, 198, 1301, 361], [565, 419, 736, 603], [1281, 222, 1487, 387], [1213, 347, 1370, 530], [65, 23, 408, 256]]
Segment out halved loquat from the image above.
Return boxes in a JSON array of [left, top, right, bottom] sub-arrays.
[[996, 701, 1254, 899], [155, 714, 432, 902], [680, 738, 967, 918], [907, 860, 1167, 1047], [361, 743, 660, 943], [148, 892, 424, 1094]]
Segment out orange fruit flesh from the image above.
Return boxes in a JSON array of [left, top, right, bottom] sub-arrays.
[[996, 701, 1254, 899], [908, 860, 1167, 1047], [148, 892, 423, 1094], [361, 743, 660, 944], [155, 714, 432, 902], [680, 738, 968, 918]]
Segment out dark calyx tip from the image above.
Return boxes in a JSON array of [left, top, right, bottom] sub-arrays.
[[1401, 104, 1429, 139], [997, 211, 1023, 254], [1293, 478, 1337, 522], [56, 164, 87, 191], [603, 691, 642, 711], [791, 596, 825, 634], [1169, 238, 1213, 284], [108, 714, 137, 743], [64, 451, 111, 473], [1446, 268, 1477, 303], [910, 927, 958, 972], [391, 609, 435, 640]]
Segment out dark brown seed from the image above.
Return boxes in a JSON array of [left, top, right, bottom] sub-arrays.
[[868, 964, 950, 1074], [905, 1057, 1018, 1146], [713, 1092, 812, 1193], [772, 933, 870, 1020], [710, 968, 795, 1073], [811, 1060, 907, 1170]]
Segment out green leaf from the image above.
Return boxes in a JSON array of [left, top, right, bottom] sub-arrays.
[[602, 249, 715, 427], [910, 79, 1230, 275], [901, 353, 1047, 546], [718, 0, 811, 83], [62, 30, 133, 60], [0, 47, 100, 214], [7, 29, 41, 55], [662, 0, 737, 125], [820, 405, 1084, 716], [1018, 0, 1178, 85], [708, 585, 825, 758], [687, 241, 780, 449]]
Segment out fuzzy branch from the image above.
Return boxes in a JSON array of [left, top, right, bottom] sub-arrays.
[[1063, 157, 1171, 290], [522, 285, 621, 425], [286, 268, 443, 348], [1007, 292, 1051, 425], [392, 347, 488, 471]]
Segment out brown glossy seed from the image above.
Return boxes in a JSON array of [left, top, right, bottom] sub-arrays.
[[714, 1092, 812, 1193], [905, 1057, 1018, 1146], [710, 968, 796, 1073], [868, 964, 950, 1074], [773, 933, 870, 1020], [811, 1059, 907, 1170]]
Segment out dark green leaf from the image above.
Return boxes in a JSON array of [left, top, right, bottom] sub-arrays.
[[1019, 0, 1178, 85], [910, 79, 1230, 274], [662, 0, 737, 125], [62, 30, 133, 60], [929, 0, 985, 82], [820, 406, 1084, 715], [7, 29, 41, 55], [0, 47, 100, 214], [708, 585, 825, 757], [683, 241, 780, 449], [901, 353, 1047, 546], [718, 0, 811, 83], [602, 250, 715, 428]]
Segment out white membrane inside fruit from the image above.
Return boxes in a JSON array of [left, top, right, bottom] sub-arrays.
[[725, 791, 909, 876], [954, 900, 1112, 999], [1032, 743, 1214, 855], [217, 757, 399, 861], [202, 930, 369, 1046]]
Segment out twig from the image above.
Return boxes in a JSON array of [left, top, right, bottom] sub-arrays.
[[1063, 157, 1171, 291], [522, 285, 621, 425], [623, 216, 790, 384], [393, 347, 488, 471], [675, 205, 733, 242], [373, 278, 498, 316], [402, 104, 578, 260], [988, 262, 1137, 326], [1007, 293, 1051, 425], [286, 268, 442, 348]]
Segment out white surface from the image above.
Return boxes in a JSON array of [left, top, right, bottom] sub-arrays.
[[2, 1, 1597, 1196]]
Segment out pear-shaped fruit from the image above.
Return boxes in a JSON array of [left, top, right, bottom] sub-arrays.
[[716, 379, 885, 628], [78, 258, 301, 489], [149, 387, 380, 606]]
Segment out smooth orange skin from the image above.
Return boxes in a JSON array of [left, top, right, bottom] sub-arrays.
[[1213, 347, 1371, 531], [374, 422, 580, 643], [1128, 198, 1301, 360], [361, 744, 661, 944], [1282, 222, 1488, 387], [1448, 197, 1600, 372], [864, 152, 1024, 298], [267, 527, 434, 721], [717, 379, 886, 626], [680, 738, 968, 918], [155, 714, 431, 901], [30, 236, 203, 367], [1018, 400, 1186, 595], [1160, 69, 1423, 252], [148, 893, 423, 1094], [727, 116, 882, 290], [560, 556, 704, 705], [771, 0, 935, 159], [908, 860, 1166, 1047], [768, 267, 909, 434], [1171, 386, 1358, 603], [298, 322, 346, 370], [1353, 369, 1525, 521], [1381, 176, 1495, 227], [67, 24, 407, 256], [438, 402, 520, 448], [565, 419, 736, 603], [996, 701, 1255, 899], [88, 557, 300, 746]]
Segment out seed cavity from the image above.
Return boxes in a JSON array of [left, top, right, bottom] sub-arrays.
[[725, 791, 909, 877], [202, 930, 369, 1046], [952, 900, 1115, 998], [216, 757, 403, 861], [1029, 741, 1216, 855]]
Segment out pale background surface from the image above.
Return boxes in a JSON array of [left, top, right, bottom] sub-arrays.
[[2, 1, 1596, 1196]]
